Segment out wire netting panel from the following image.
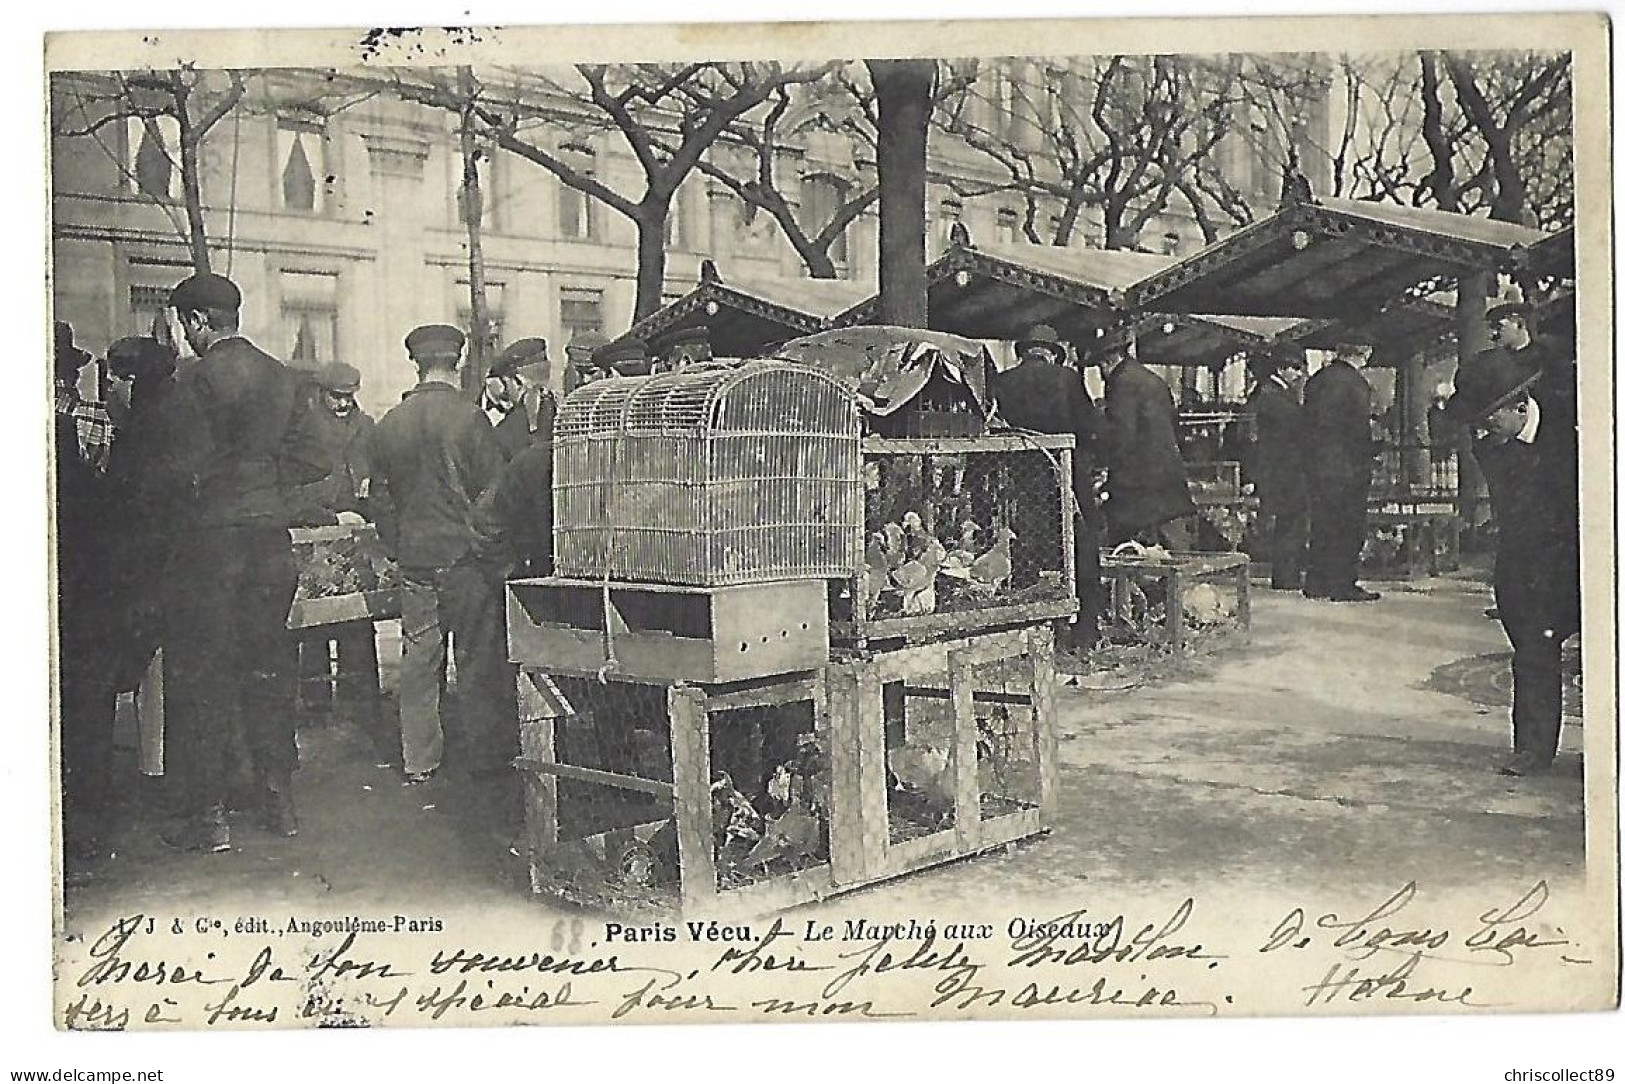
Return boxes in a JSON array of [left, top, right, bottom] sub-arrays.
[[553, 362, 862, 586], [966, 656, 1042, 820], [843, 441, 1076, 629], [550, 677, 675, 840], [707, 700, 831, 891], [883, 678, 958, 844]]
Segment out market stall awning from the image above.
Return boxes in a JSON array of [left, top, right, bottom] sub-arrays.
[[831, 240, 1173, 341], [1523, 224, 1575, 280], [1277, 296, 1457, 356], [1112, 312, 1303, 368], [615, 267, 871, 359], [1127, 196, 1551, 319]]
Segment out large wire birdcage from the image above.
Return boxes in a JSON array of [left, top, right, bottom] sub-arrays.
[[553, 362, 863, 587]]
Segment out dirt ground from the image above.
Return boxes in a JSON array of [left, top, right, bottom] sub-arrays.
[[61, 562, 1587, 933]]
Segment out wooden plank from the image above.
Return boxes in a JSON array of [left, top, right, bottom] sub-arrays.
[[700, 674, 823, 712], [849, 599, 1078, 644], [717, 864, 838, 914], [824, 663, 869, 886], [512, 757, 677, 799], [517, 672, 560, 893], [667, 686, 717, 909], [900, 684, 1034, 707], [948, 650, 982, 853], [1166, 566, 1184, 651], [1234, 560, 1253, 632], [1027, 626, 1060, 826], [864, 434, 1075, 456]]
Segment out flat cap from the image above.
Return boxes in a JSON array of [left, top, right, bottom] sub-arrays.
[[404, 324, 466, 359], [315, 361, 362, 394], [665, 325, 711, 347], [489, 337, 549, 379], [169, 272, 242, 312], [595, 337, 648, 366], [566, 331, 610, 357], [107, 336, 178, 375]]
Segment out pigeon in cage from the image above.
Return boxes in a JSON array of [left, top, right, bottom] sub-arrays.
[[888, 743, 952, 803], [966, 525, 1016, 596]]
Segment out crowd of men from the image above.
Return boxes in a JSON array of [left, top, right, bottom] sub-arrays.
[[54, 272, 577, 862], [52, 275, 1581, 869], [988, 294, 1578, 780]]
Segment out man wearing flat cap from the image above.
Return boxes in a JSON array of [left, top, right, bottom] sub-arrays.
[[157, 271, 330, 850], [290, 361, 380, 714], [369, 324, 513, 788], [1245, 347, 1310, 590], [662, 325, 713, 372], [1445, 293, 1578, 777], [1093, 337, 1196, 550], [564, 331, 610, 395], [487, 337, 557, 460], [990, 324, 1104, 651], [1302, 340, 1381, 602], [596, 336, 651, 377]]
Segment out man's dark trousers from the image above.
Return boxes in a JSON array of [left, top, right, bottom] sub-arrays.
[[164, 524, 298, 817]]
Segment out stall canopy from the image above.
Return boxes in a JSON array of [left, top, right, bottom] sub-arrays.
[[1111, 311, 1303, 367], [1127, 195, 1551, 319], [1524, 224, 1575, 280], [613, 262, 871, 359], [831, 239, 1172, 342], [1276, 296, 1456, 357]]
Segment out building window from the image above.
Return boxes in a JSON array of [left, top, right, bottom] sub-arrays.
[[801, 173, 852, 266], [995, 206, 1020, 245], [276, 121, 327, 214], [126, 116, 181, 201], [557, 147, 597, 241], [279, 269, 340, 366], [560, 287, 604, 343]]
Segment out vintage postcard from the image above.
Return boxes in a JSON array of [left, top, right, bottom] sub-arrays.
[[42, 8, 1617, 1046]]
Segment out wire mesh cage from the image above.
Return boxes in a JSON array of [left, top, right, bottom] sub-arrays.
[[552, 362, 863, 587], [835, 435, 1078, 640], [880, 653, 1044, 845]]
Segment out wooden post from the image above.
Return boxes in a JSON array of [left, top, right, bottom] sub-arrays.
[[1454, 271, 1491, 541], [1027, 626, 1060, 824], [1165, 566, 1184, 651], [516, 670, 560, 894], [667, 684, 717, 909], [948, 650, 981, 852]]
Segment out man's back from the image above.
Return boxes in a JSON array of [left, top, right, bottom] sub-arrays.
[[1248, 378, 1307, 501], [1302, 361, 1372, 480], [371, 382, 504, 569]]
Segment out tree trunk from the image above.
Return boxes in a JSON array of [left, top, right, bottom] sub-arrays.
[[867, 59, 934, 329], [170, 78, 212, 273], [800, 245, 839, 279], [632, 214, 669, 323], [459, 68, 490, 394]]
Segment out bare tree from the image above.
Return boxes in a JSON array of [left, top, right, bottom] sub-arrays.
[[52, 67, 248, 272], [396, 62, 839, 321], [1325, 50, 1571, 229]]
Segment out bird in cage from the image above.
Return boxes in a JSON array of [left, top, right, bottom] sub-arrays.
[[892, 513, 947, 615], [966, 525, 1016, 596]]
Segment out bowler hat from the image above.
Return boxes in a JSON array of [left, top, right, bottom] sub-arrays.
[[314, 361, 362, 394], [169, 272, 242, 313], [489, 337, 549, 379], [1443, 349, 1543, 426], [1015, 324, 1066, 361], [404, 324, 466, 360], [1486, 299, 1533, 323]]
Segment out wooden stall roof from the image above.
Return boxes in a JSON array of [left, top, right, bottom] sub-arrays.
[[1112, 311, 1303, 368], [1524, 224, 1575, 280], [1127, 196, 1551, 319], [1277, 296, 1456, 357], [612, 271, 871, 359], [830, 240, 1173, 341]]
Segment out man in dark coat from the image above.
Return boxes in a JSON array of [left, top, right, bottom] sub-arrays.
[[989, 324, 1103, 650], [1246, 347, 1310, 590], [488, 337, 557, 460], [369, 325, 514, 786], [1445, 297, 1579, 777], [1096, 343, 1196, 548], [564, 331, 609, 395], [1302, 342, 1380, 602], [159, 272, 330, 849], [290, 361, 381, 712]]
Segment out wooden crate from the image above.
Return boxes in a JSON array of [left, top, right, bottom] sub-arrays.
[[507, 576, 829, 684], [515, 623, 1058, 915], [1098, 550, 1252, 651]]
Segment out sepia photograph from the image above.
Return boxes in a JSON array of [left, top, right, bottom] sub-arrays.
[[29, 3, 1618, 1071]]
